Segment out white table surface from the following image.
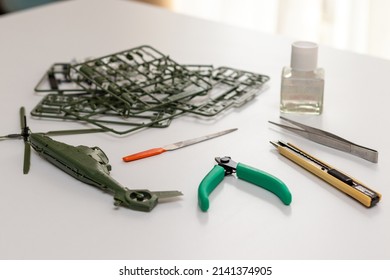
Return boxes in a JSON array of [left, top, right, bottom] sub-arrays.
[[0, 0, 389, 260]]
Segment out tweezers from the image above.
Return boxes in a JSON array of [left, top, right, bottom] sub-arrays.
[[269, 116, 378, 163]]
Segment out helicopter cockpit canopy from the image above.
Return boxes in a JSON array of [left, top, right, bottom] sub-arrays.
[[77, 145, 112, 173]]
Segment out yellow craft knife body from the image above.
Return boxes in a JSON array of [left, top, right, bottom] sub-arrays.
[[271, 141, 381, 208]]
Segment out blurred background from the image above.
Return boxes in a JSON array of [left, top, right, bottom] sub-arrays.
[[1, 0, 389, 60]]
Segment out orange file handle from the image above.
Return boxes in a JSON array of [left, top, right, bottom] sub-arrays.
[[122, 147, 166, 162]]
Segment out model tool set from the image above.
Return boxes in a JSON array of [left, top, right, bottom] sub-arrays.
[[0, 44, 382, 213]]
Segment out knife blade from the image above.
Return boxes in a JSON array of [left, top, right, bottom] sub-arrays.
[[122, 128, 237, 162]]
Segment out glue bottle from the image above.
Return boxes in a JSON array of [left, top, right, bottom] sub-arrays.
[[280, 41, 324, 114]]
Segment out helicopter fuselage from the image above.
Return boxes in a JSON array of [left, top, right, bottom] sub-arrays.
[[28, 133, 158, 211], [29, 133, 120, 190]]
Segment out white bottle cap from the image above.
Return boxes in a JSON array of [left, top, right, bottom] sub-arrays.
[[290, 41, 318, 71]]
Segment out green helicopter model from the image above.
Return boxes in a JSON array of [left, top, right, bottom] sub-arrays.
[[1, 107, 182, 212]]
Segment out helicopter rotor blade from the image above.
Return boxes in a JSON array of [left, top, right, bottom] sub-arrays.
[[19, 106, 106, 136], [1, 129, 105, 140], [23, 141, 31, 174], [0, 107, 27, 140], [44, 128, 106, 136], [19, 106, 31, 174], [20, 107, 27, 130], [0, 134, 22, 140]]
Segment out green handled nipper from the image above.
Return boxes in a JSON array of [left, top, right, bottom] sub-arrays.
[[198, 156, 292, 211]]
